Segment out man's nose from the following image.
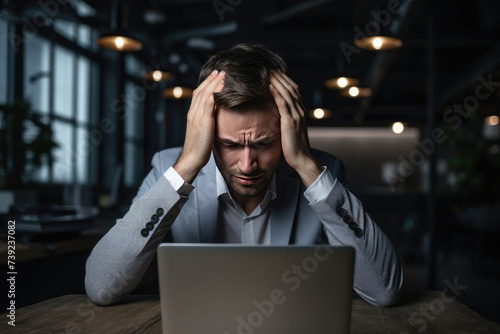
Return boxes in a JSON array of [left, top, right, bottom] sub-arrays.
[[237, 146, 257, 174]]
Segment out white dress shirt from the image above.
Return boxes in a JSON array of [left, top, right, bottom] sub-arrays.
[[163, 164, 336, 244], [215, 168, 276, 244]]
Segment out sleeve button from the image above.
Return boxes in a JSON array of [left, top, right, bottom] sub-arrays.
[[338, 208, 348, 217], [146, 222, 154, 231], [140, 228, 149, 237], [354, 228, 363, 237], [151, 214, 159, 223], [156, 208, 164, 216], [343, 215, 353, 224]]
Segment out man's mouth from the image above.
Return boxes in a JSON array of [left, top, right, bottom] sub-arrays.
[[234, 175, 262, 186]]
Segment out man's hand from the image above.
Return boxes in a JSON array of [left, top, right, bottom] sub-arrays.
[[174, 70, 226, 183], [269, 71, 323, 188]]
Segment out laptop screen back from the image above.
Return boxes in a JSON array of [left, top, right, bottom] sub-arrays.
[[157, 244, 354, 334]]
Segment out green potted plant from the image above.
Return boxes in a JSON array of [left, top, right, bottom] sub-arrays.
[[0, 99, 58, 188]]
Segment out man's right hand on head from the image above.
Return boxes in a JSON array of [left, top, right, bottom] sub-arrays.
[[174, 70, 225, 184]]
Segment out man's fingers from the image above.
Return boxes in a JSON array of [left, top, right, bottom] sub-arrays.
[[189, 71, 216, 116], [202, 70, 225, 101], [269, 83, 288, 119], [195, 70, 220, 95], [201, 71, 225, 116], [191, 70, 225, 117], [269, 74, 302, 120], [191, 70, 218, 106], [203, 76, 225, 113], [272, 71, 300, 99], [271, 71, 304, 117]]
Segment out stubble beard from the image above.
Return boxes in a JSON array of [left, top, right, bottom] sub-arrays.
[[223, 169, 270, 199]]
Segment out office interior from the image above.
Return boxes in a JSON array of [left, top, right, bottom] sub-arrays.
[[0, 0, 499, 325]]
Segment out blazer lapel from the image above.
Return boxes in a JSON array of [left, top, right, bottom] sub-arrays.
[[195, 154, 220, 242], [270, 158, 301, 245]]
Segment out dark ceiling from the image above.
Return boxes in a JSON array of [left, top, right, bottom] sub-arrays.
[[4, 0, 500, 128]]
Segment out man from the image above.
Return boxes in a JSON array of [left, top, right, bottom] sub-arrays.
[[85, 43, 403, 307]]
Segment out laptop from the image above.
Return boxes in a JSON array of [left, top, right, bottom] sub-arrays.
[[157, 244, 354, 334]]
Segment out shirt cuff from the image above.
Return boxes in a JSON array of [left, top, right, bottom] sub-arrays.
[[303, 166, 337, 203], [163, 166, 195, 196]]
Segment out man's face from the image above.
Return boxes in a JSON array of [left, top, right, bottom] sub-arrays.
[[213, 102, 282, 202]]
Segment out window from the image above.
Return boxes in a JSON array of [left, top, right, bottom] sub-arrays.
[[77, 58, 91, 123], [0, 17, 8, 104], [124, 55, 145, 187], [77, 24, 92, 49], [123, 76, 145, 187], [74, 0, 96, 19], [24, 36, 51, 113], [54, 45, 75, 119], [52, 120, 75, 183], [22, 20, 99, 185], [53, 19, 77, 42]]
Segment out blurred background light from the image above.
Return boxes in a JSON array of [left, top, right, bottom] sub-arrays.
[[325, 76, 360, 90], [355, 36, 403, 51], [392, 122, 405, 134]]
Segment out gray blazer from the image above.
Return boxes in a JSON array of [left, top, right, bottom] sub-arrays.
[[85, 147, 403, 306]]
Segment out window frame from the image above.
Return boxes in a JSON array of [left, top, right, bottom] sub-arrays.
[[20, 18, 101, 185]]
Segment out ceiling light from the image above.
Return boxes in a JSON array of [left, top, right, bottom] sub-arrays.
[[485, 115, 499, 126], [97, 35, 142, 52], [308, 108, 332, 119], [115, 37, 124, 49], [314, 108, 325, 119], [325, 77, 360, 90], [163, 86, 193, 99], [392, 122, 404, 134], [143, 70, 173, 82], [372, 37, 383, 50], [349, 87, 359, 97], [337, 77, 348, 88], [96, 1, 142, 52], [484, 115, 500, 140], [355, 36, 402, 51], [339, 86, 372, 98]]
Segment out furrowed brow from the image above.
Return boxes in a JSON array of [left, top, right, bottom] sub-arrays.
[[254, 134, 278, 144], [215, 137, 241, 145], [215, 134, 278, 146]]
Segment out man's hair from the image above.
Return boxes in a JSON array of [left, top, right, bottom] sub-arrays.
[[198, 43, 287, 111]]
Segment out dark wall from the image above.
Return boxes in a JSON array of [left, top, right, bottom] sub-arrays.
[[309, 127, 422, 190]]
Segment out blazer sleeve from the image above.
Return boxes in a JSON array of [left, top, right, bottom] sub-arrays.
[[311, 153, 404, 307], [85, 151, 187, 306]]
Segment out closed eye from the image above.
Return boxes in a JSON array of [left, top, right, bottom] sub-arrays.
[[215, 137, 277, 150], [224, 143, 241, 149], [253, 141, 272, 149], [215, 138, 242, 148]]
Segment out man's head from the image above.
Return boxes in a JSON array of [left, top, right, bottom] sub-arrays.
[[200, 44, 286, 209], [199, 43, 287, 111]]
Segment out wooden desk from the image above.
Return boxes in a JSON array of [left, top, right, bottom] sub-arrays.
[[0, 232, 102, 265], [2, 292, 499, 333]]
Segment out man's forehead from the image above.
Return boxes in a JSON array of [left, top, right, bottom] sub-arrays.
[[216, 100, 278, 115], [216, 107, 280, 134], [217, 108, 278, 127], [216, 125, 279, 139]]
